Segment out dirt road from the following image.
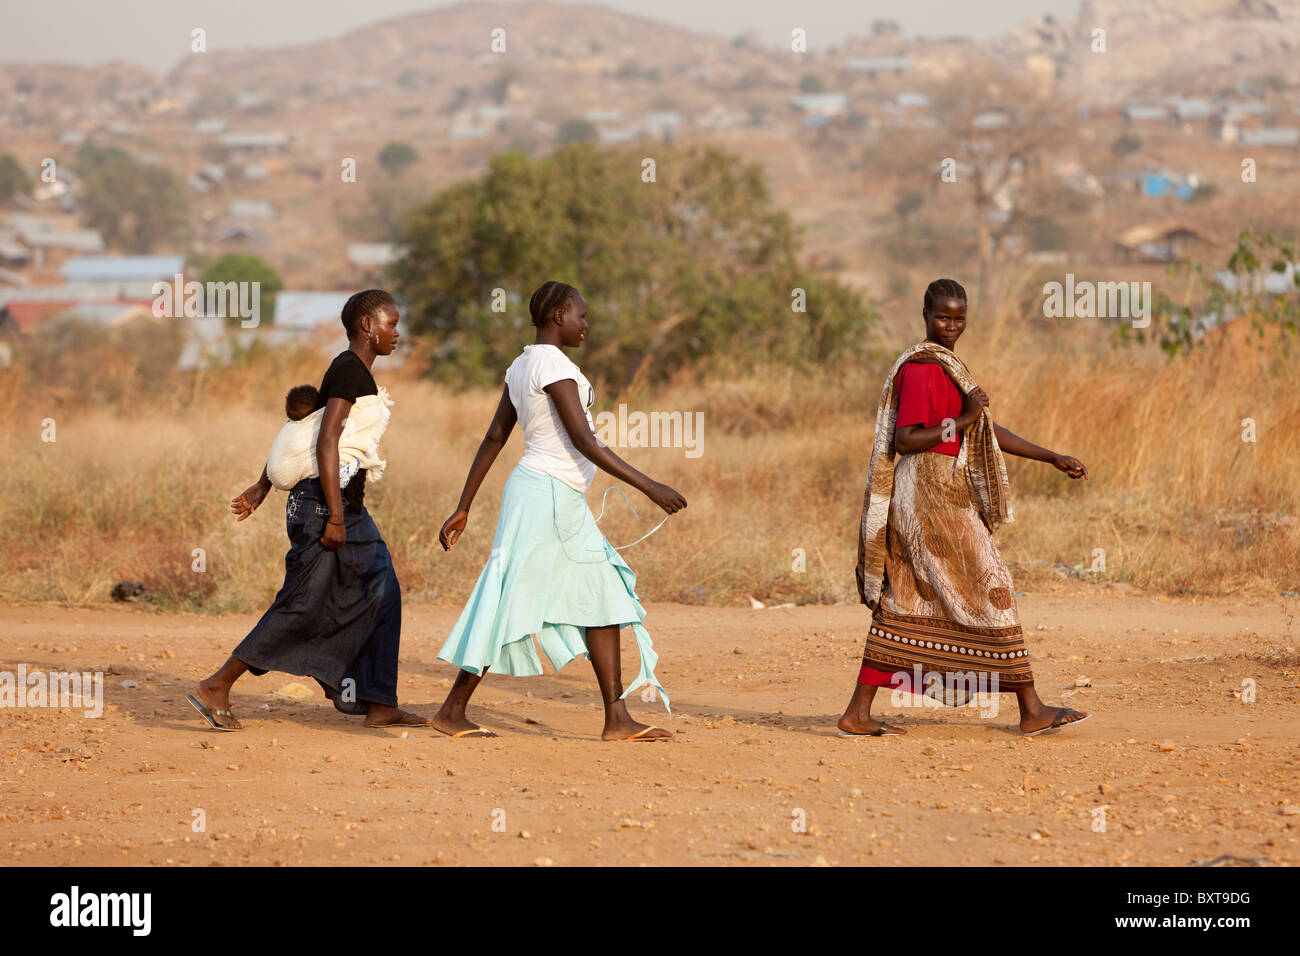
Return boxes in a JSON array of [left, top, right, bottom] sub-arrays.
[[2, 590, 1296, 866]]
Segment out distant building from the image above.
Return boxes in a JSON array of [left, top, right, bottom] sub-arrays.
[[449, 126, 490, 141], [0, 235, 30, 267], [598, 127, 639, 145], [212, 223, 266, 244], [59, 255, 185, 285], [347, 243, 402, 270], [1240, 127, 1299, 148], [5, 215, 105, 269], [273, 291, 353, 333], [227, 199, 275, 220], [791, 94, 847, 116], [219, 131, 292, 153], [1122, 104, 1169, 124], [0, 298, 155, 336], [643, 111, 683, 137], [972, 111, 1010, 130], [1114, 221, 1211, 264], [1168, 97, 1214, 122], [1215, 261, 1300, 296], [846, 56, 912, 76]]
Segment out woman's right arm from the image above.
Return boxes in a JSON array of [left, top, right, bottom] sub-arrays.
[[894, 366, 988, 455], [544, 379, 686, 515], [439, 386, 518, 550], [318, 398, 351, 548]]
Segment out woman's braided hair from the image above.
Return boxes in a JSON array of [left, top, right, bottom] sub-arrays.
[[341, 289, 396, 337], [923, 278, 967, 315], [528, 281, 578, 327]]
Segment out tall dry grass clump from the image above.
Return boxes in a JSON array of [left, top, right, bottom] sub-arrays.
[[2, 311, 1296, 612]]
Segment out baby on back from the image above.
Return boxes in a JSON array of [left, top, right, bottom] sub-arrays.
[[284, 384, 320, 423], [264, 382, 394, 491]]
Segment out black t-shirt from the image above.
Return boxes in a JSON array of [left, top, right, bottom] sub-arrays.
[[316, 350, 378, 512]]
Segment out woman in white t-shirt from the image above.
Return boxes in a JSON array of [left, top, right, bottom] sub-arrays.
[[434, 281, 687, 741]]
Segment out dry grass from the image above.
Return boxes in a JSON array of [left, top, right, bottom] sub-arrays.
[[3, 313, 1297, 612]]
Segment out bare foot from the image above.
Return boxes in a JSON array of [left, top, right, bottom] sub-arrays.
[[196, 679, 242, 730], [837, 712, 906, 736], [1020, 705, 1089, 735], [363, 705, 432, 728]]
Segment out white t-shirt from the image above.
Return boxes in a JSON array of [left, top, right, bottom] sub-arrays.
[[504, 344, 597, 493]]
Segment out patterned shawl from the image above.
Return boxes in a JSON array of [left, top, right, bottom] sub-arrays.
[[855, 341, 1013, 608]]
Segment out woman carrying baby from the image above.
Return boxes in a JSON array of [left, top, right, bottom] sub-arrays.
[[187, 290, 429, 730]]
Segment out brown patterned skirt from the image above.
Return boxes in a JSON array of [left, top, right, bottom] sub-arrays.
[[862, 451, 1033, 690]]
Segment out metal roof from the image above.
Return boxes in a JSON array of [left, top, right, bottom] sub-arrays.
[[59, 255, 185, 282]]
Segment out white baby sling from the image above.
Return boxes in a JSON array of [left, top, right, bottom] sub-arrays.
[[265, 386, 394, 491]]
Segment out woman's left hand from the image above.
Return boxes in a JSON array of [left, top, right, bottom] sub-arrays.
[[231, 482, 269, 520], [1051, 453, 1089, 480], [439, 510, 469, 551]]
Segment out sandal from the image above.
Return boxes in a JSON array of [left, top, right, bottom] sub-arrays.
[[450, 727, 498, 738], [620, 726, 670, 741], [837, 723, 904, 737], [1023, 707, 1090, 737], [186, 693, 242, 732]]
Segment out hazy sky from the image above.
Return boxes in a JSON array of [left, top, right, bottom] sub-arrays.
[[2, 0, 1093, 72]]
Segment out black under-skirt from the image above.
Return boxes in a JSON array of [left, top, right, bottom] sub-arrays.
[[233, 477, 401, 715]]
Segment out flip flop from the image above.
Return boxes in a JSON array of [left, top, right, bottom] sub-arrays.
[[186, 693, 241, 732], [837, 723, 904, 737], [1023, 707, 1091, 737], [621, 726, 669, 741], [450, 727, 498, 738]]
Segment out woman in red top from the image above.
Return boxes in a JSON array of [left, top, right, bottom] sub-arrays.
[[838, 278, 1091, 737]]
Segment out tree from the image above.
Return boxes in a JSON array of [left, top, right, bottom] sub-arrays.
[[76, 143, 131, 175], [390, 143, 871, 389], [1140, 230, 1300, 355], [0, 153, 29, 202], [80, 150, 190, 252], [203, 253, 283, 324], [1110, 132, 1142, 157], [339, 180, 425, 242], [378, 141, 418, 177], [799, 74, 824, 94], [923, 58, 1078, 302], [555, 118, 597, 145], [488, 67, 516, 105], [894, 189, 924, 228]]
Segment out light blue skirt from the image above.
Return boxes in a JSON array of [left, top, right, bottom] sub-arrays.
[[437, 463, 669, 713]]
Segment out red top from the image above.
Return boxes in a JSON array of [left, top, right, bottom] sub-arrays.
[[895, 361, 962, 457]]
